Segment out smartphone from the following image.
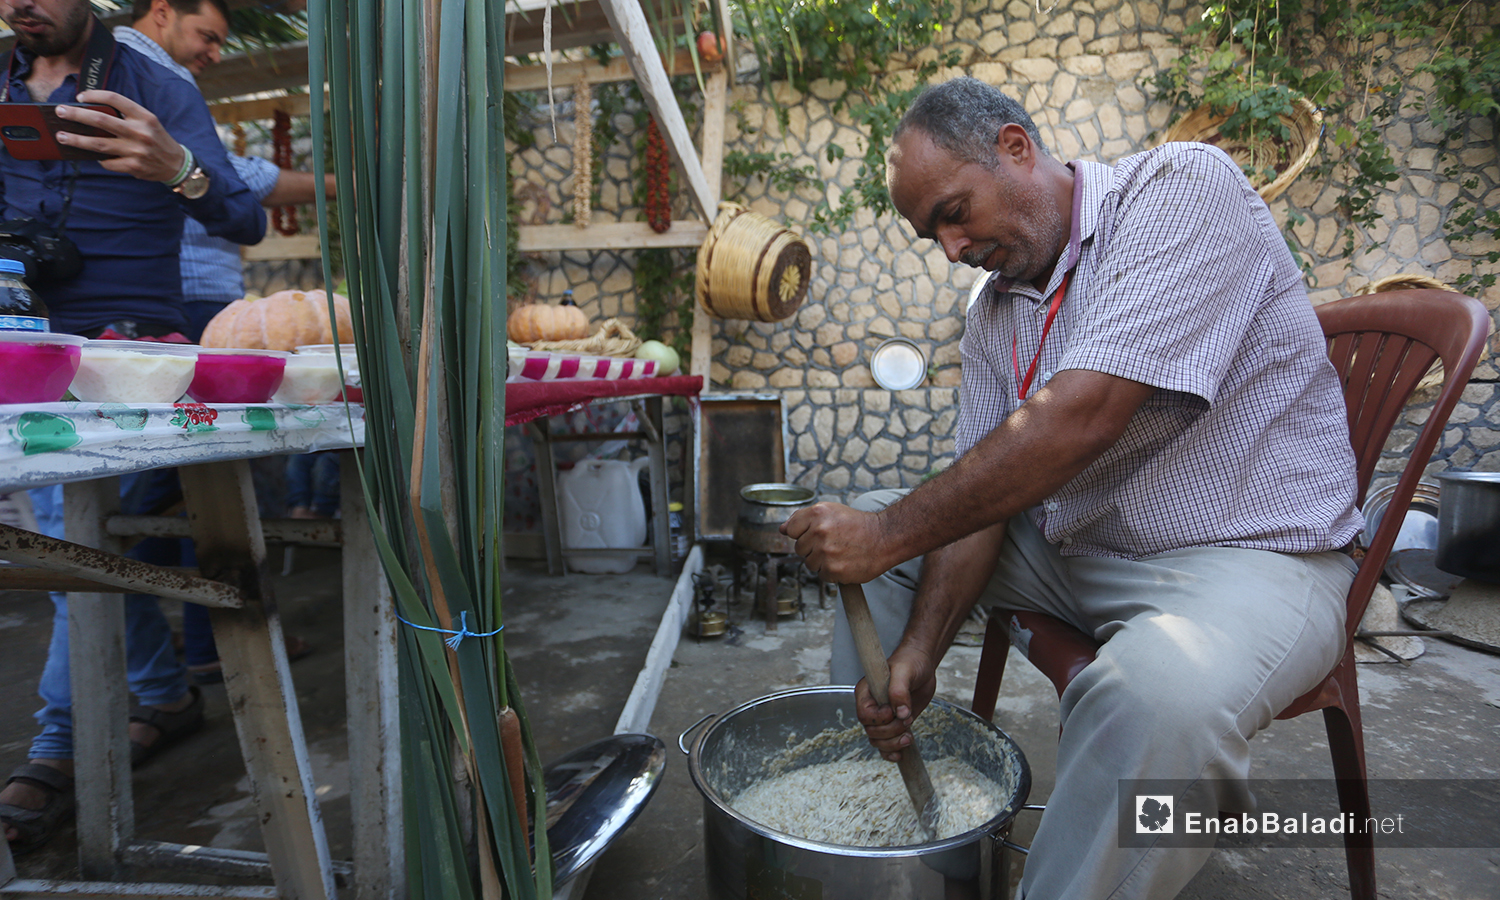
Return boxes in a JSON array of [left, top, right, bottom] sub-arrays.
[[0, 103, 123, 162]]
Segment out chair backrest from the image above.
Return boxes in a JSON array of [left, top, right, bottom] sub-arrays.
[[1315, 289, 1491, 637]]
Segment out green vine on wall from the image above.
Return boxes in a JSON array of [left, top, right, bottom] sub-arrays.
[[726, 0, 959, 234], [634, 247, 696, 359], [503, 90, 538, 302], [1147, 0, 1499, 289]]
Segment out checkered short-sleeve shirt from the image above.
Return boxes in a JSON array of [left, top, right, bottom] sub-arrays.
[[957, 143, 1363, 559]]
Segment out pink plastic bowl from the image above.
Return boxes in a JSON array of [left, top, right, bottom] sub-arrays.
[[0, 332, 86, 403], [187, 349, 288, 403]]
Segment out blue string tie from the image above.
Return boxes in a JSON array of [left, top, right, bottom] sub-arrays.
[[396, 609, 504, 649]]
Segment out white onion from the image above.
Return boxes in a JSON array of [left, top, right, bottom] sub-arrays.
[[635, 339, 680, 376]]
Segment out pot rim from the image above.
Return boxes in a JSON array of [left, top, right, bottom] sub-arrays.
[[1435, 470, 1500, 485], [739, 483, 816, 505], [684, 685, 1031, 856]]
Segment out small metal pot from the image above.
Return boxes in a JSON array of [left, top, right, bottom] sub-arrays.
[[680, 686, 1031, 900], [731, 483, 815, 555], [1435, 471, 1500, 583]]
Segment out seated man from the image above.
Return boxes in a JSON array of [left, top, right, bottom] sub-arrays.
[[784, 78, 1362, 900]]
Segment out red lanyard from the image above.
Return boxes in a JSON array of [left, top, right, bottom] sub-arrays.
[[1011, 272, 1072, 400]]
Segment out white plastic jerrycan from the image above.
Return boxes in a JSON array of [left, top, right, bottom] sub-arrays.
[[557, 456, 650, 574]]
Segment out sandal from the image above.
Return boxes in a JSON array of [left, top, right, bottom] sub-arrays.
[[129, 685, 205, 767], [187, 634, 312, 686], [1, 763, 75, 855]]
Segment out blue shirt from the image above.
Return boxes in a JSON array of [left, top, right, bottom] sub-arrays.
[[114, 27, 278, 305], [0, 34, 265, 334]]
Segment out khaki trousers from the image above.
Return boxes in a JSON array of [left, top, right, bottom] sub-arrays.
[[831, 488, 1355, 900]]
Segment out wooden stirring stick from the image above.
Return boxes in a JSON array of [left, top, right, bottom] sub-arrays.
[[839, 582, 939, 834]]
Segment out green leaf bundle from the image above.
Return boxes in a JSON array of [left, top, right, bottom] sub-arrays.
[[309, 1, 551, 896]]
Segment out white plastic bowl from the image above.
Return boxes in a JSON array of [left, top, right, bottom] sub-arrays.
[[70, 340, 199, 403], [273, 352, 345, 404]]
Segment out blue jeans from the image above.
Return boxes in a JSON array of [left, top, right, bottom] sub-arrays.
[[27, 481, 191, 760], [285, 453, 340, 517]]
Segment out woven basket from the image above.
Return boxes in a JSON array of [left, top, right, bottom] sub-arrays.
[[695, 202, 812, 322], [525, 317, 642, 357], [1161, 96, 1322, 203], [1354, 273, 1452, 295]]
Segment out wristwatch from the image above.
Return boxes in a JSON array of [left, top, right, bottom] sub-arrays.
[[171, 162, 210, 200]]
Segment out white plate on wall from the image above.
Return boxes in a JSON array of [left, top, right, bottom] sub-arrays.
[[869, 338, 928, 391]]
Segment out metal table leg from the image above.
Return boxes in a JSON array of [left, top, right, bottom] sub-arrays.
[[643, 397, 671, 577], [528, 421, 564, 576]]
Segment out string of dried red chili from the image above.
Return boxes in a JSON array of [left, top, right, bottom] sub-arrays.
[[644, 115, 671, 233], [271, 109, 299, 237]]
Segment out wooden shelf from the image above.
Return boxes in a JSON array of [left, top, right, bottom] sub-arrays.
[[243, 235, 321, 261], [504, 47, 719, 92], [517, 221, 708, 252]]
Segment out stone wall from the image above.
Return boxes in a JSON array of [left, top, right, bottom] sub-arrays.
[[506, 0, 1500, 523]]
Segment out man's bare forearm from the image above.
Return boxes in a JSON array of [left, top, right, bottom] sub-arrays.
[[262, 171, 337, 207], [875, 369, 1154, 570], [899, 522, 1008, 662]]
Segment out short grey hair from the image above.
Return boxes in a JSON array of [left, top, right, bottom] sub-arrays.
[[893, 77, 1049, 168]]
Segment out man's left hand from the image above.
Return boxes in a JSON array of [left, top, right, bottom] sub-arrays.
[[780, 501, 890, 584], [55, 90, 189, 184]]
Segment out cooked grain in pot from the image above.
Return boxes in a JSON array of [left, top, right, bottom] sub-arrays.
[[731, 755, 1008, 847]]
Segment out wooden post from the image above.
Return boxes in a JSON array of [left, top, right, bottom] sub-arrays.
[[339, 452, 404, 900], [178, 461, 335, 900], [595, 0, 716, 220], [64, 478, 132, 880], [691, 67, 728, 390]]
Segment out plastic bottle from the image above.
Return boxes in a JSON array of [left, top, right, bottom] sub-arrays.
[[0, 259, 48, 332], [668, 501, 688, 561], [558, 457, 650, 574]]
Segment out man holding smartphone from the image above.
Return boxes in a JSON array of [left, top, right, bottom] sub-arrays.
[[0, 0, 263, 337], [114, 0, 332, 687], [0, 0, 263, 856], [118, 0, 337, 340]]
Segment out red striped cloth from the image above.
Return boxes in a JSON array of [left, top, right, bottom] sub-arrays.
[[503, 375, 702, 427]]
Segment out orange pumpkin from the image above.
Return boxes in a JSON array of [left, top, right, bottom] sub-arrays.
[[507, 293, 590, 343], [201, 289, 355, 351]]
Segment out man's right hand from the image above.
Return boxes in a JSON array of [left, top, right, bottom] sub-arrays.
[[854, 643, 938, 761], [57, 91, 187, 184]]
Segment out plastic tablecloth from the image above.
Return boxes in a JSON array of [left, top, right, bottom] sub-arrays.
[[503, 375, 703, 426], [0, 400, 365, 492]]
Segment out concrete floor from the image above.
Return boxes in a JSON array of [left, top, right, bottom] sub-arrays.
[[3, 543, 1498, 898]]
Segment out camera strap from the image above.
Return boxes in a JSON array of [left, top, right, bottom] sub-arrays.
[[1, 14, 118, 101], [1, 17, 116, 231]]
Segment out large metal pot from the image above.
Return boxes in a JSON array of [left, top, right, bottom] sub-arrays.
[[681, 686, 1031, 900], [1435, 471, 1500, 583], [732, 483, 815, 555]]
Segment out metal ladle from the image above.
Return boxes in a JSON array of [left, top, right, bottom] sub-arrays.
[[839, 582, 939, 836]]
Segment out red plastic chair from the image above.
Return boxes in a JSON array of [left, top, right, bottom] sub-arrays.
[[969, 289, 1491, 900]]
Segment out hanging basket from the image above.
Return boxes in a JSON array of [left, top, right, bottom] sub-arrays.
[[1160, 96, 1322, 204], [695, 202, 812, 322]]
